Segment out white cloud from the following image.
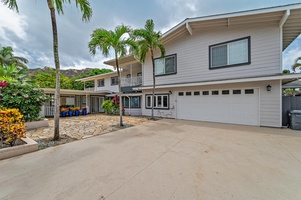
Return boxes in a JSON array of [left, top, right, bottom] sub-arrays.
[[156, 0, 200, 20], [0, 6, 27, 40]]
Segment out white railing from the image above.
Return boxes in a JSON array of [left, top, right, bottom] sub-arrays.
[[84, 87, 95, 91], [121, 76, 142, 87], [44, 106, 54, 116]]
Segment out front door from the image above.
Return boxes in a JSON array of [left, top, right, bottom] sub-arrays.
[[91, 96, 105, 113], [99, 97, 104, 112]]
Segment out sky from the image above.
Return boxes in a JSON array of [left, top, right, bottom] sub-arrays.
[[0, 0, 300, 71]]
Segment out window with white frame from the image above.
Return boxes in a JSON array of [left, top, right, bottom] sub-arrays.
[[145, 94, 169, 109], [97, 79, 104, 87], [111, 76, 118, 85], [121, 96, 141, 108], [209, 37, 250, 69], [154, 54, 176, 76]]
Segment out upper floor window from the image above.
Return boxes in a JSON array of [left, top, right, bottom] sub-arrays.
[[111, 76, 118, 85], [97, 79, 104, 87], [209, 36, 250, 69], [154, 54, 177, 76]]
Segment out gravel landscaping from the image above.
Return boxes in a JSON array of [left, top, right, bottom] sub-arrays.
[[26, 114, 149, 149]]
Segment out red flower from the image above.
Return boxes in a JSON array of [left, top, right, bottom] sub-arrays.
[[0, 80, 8, 89]]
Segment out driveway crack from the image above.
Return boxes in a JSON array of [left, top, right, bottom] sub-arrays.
[[277, 142, 301, 166]]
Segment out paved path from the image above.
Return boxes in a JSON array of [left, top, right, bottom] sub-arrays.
[[1, 119, 301, 200], [27, 114, 148, 140]]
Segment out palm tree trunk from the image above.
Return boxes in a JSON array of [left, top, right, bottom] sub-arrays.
[[48, 0, 60, 140], [151, 49, 155, 120], [115, 51, 123, 126]]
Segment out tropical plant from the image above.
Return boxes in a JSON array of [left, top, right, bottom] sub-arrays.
[[0, 108, 25, 147], [0, 64, 28, 83], [133, 19, 165, 119], [2, 0, 92, 140], [0, 46, 28, 69], [292, 56, 301, 71], [89, 25, 137, 126], [0, 82, 49, 122], [101, 96, 124, 115]]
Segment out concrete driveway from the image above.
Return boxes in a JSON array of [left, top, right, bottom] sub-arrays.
[[1, 119, 301, 200]]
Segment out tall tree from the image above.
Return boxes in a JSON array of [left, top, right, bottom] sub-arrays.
[[88, 25, 137, 126], [292, 56, 301, 71], [0, 46, 28, 69], [3, 0, 92, 140], [133, 19, 165, 119]]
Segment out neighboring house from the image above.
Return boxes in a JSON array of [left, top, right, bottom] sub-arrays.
[[108, 3, 301, 127]]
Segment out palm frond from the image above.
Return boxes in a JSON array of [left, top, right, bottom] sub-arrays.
[[1, 0, 18, 12], [133, 19, 165, 63], [53, 0, 92, 22], [292, 56, 301, 71]]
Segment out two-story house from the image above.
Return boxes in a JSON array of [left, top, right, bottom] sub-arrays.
[[42, 3, 301, 128], [94, 3, 301, 128]]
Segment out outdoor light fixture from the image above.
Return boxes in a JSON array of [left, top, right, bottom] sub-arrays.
[[266, 85, 272, 91], [169, 91, 172, 94]]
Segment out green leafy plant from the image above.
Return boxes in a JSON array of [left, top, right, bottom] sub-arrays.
[[101, 95, 124, 115], [0, 82, 49, 122]]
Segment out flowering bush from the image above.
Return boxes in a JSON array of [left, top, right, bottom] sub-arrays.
[[0, 108, 25, 147], [0, 82, 49, 122], [101, 95, 124, 115]]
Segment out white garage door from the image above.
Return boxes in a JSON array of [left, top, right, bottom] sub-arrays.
[[176, 88, 259, 126]]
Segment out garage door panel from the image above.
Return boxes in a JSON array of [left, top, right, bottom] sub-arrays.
[[177, 89, 259, 126]]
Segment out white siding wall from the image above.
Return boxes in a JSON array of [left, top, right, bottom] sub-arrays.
[[95, 77, 118, 93], [141, 80, 281, 127], [124, 108, 142, 116], [143, 24, 281, 86]]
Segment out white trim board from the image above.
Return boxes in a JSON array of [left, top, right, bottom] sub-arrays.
[[135, 74, 301, 90]]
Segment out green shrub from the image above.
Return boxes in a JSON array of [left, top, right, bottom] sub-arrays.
[[101, 100, 116, 114], [0, 82, 49, 122], [101, 95, 124, 115]]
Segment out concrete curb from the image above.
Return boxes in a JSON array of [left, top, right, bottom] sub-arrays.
[[0, 137, 38, 160], [25, 119, 49, 130]]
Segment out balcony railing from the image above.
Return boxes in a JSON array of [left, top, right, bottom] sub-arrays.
[[121, 76, 142, 87], [44, 106, 54, 116], [84, 87, 95, 91]]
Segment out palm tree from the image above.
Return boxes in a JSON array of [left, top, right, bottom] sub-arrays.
[[3, 0, 92, 140], [0, 46, 28, 69], [292, 56, 301, 71], [133, 19, 165, 120], [88, 25, 137, 126]]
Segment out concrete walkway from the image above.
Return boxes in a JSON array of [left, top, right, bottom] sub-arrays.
[[1, 119, 301, 200]]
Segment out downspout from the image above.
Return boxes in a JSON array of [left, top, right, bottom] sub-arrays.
[[279, 9, 290, 127]]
